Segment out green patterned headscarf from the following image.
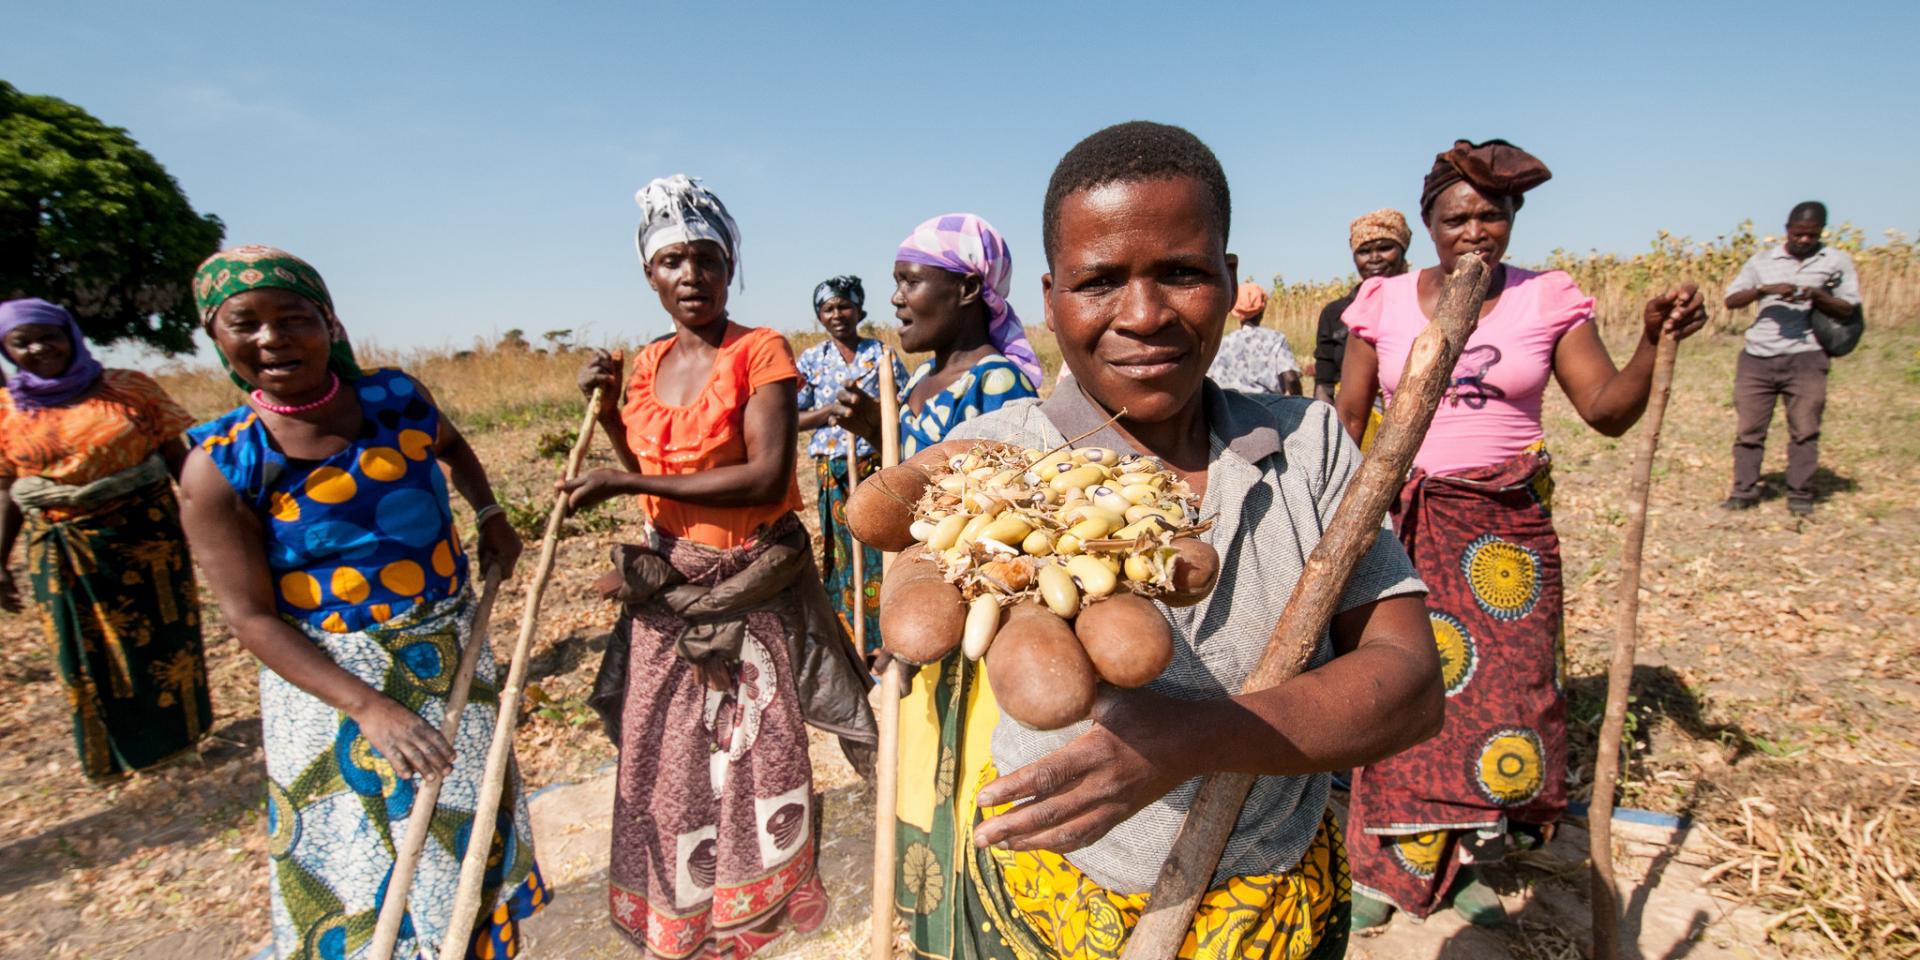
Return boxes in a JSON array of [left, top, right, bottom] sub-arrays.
[[193, 244, 364, 390]]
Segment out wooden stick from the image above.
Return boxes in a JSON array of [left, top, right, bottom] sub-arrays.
[[870, 350, 903, 960], [1120, 254, 1495, 958], [848, 442, 866, 657], [441, 387, 604, 955], [368, 567, 506, 960], [1589, 330, 1682, 960]]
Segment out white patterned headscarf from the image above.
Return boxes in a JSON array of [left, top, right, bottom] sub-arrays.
[[634, 175, 742, 286]]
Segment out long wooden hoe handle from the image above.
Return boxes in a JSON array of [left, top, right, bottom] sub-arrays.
[[1588, 330, 1681, 960], [368, 567, 506, 960], [869, 352, 904, 960], [1120, 255, 1495, 958], [440, 386, 605, 956]]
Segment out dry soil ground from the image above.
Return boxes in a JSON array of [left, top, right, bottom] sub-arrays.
[[2, 328, 1914, 959]]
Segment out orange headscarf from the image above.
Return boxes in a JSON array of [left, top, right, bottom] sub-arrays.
[[1231, 279, 1269, 321]]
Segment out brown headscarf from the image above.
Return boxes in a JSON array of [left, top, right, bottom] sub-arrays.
[[1419, 139, 1552, 219], [1349, 209, 1412, 253]]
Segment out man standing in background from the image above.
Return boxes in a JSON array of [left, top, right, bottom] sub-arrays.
[[1208, 275, 1303, 395], [1313, 209, 1411, 405], [1722, 201, 1860, 517]]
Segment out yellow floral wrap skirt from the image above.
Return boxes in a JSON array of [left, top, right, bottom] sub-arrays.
[[963, 765, 1351, 960]]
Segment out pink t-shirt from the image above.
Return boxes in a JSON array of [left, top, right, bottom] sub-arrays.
[[1343, 267, 1593, 476]]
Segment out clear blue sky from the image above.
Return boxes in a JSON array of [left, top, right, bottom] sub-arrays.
[[6, 0, 1916, 360]]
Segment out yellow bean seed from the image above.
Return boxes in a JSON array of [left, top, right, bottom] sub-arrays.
[[981, 516, 1033, 547], [1069, 517, 1113, 541], [1124, 554, 1155, 582], [1113, 517, 1171, 541], [1062, 505, 1125, 529], [1050, 465, 1106, 493], [1089, 486, 1131, 515], [927, 514, 969, 550], [962, 594, 1001, 660], [1121, 484, 1159, 505], [957, 511, 998, 546], [909, 520, 936, 542], [1022, 530, 1055, 556], [1065, 555, 1117, 598], [1037, 564, 1081, 618], [1056, 534, 1083, 556]]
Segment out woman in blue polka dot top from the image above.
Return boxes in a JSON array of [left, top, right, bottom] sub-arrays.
[[178, 246, 550, 959]]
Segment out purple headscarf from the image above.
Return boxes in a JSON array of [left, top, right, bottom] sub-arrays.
[[895, 213, 1043, 387], [0, 298, 104, 412]]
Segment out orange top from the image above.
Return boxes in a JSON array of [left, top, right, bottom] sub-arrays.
[[621, 323, 804, 549], [0, 370, 195, 522]]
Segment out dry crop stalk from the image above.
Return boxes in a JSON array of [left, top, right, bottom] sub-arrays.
[[1589, 331, 1682, 960], [441, 386, 603, 955], [1119, 253, 1494, 958], [870, 351, 903, 960], [367, 568, 506, 960]]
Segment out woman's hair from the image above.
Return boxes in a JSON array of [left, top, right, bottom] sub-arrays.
[[1042, 121, 1230, 268]]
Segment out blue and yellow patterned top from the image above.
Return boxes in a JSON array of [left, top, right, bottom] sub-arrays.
[[188, 368, 468, 634], [897, 353, 1039, 458], [795, 337, 909, 460]]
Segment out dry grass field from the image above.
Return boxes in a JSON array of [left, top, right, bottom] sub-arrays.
[[1, 231, 1915, 958]]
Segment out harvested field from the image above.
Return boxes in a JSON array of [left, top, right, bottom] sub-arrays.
[[3, 248, 1916, 956]]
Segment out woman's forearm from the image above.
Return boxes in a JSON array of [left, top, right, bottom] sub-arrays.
[[1577, 333, 1659, 437], [438, 430, 501, 512], [613, 459, 793, 507], [0, 480, 19, 568], [596, 412, 642, 473], [233, 611, 386, 714], [1182, 639, 1444, 779]]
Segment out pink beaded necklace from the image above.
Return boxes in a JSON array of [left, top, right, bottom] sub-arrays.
[[252, 372, 340, 415]]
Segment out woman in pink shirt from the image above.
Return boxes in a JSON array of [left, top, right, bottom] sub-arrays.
[[1335, 139, 1707, 931]]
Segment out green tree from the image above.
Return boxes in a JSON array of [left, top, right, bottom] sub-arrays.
[[1, 81, 224, 355]]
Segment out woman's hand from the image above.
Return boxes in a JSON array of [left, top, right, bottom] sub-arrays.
[[558, 467, 636, 513], [834, 386, 884, 445], [1642, 283, 1710, 343], [578, 349, 624, 415], [354, 695, 455, 780], [698, 655, 731, 692], [475, 511, 524, 580], [0, 571, 21, 614], [971, 687, 1201, 853], [593, 569, 626, 602]]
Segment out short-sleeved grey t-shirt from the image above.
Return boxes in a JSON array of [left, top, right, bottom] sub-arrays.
[[946, 382, 1424, 893]]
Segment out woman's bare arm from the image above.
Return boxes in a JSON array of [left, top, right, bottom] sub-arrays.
[[1553, 284, 1707, 438], [561, 380, 799, 512], [1334, 336, 1381, 445]]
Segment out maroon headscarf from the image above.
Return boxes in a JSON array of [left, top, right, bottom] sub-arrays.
[[1420, 139, 1552, 219]]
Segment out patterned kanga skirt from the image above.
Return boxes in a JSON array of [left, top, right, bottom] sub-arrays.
[[260, 589, 547, 959], [605, 526, 827, 959], [23, 482, 211, 781], [814, 454, 883, 657], [1347, 447, 1566, 917], [962, 764, 1351, 960]]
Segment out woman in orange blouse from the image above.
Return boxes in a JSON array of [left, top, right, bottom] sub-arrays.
[[0, 298, 211, 781], [562, 176, 871, 958]]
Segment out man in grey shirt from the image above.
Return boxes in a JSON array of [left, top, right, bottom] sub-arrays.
[[1722, 200, 1860, 516]]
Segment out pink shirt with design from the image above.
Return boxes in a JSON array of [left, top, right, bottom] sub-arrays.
[[1342, 266, 1593, 476]]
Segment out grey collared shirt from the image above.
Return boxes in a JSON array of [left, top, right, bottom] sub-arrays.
[[1726, 243, 1862, 357], [946, 384, 1424, 893]]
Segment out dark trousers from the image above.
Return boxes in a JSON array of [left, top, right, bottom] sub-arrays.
[[1731, 349, 1829, 503]]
